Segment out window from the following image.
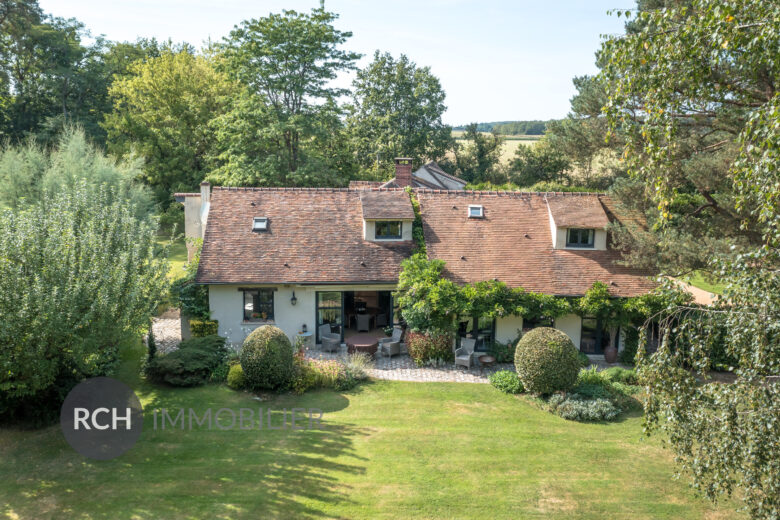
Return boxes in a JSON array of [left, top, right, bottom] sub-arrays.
[[252, 217, 268, 232], [566, 228, 594, 248], [457, 315, 496, 352], [580, 317, 611, 354], [523, 316, 554, 330], [243, 289, 274, 321], [375, 221, 402, 239], [468, 205, 484, 218], [316, 291, 343, 343]]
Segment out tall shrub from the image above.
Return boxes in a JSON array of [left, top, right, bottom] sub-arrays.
[[514, 327, 579, 395], [0, 183, 170, 422], [240, 326, 294, 390]]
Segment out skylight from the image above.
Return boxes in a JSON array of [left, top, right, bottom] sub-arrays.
[[468, 205, 484, 218], [252, 217, 268, 231]]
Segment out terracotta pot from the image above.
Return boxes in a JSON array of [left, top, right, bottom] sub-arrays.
[[604, 345, 618, 364]]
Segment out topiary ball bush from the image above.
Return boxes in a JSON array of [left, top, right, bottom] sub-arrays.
[[240, 325, 294, 390], [514, 327, 580, 395]]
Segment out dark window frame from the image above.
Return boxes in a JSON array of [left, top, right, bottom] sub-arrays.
[[566, 228, 595, 248], [375, 221, 402, 239], [242, 289, 274, 322]]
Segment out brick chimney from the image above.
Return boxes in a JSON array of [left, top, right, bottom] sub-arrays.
[[394, 158, 413, 187]]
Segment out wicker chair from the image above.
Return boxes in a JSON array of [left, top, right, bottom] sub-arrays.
[[319, 324, 341, 353], [356, 314, 371, 332], [455, 338, 476, 369], [379, 326, 403, 357]]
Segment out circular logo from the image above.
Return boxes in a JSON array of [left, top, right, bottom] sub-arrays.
[[60, 377, 143, 460]]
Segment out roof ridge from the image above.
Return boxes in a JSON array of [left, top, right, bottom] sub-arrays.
[[423, 161, 466, 184], [213, 186, 408, 193], [412, 188, 606, 197]]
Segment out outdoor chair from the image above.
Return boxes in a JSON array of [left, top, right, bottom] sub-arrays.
[[455, 338, 476, 369], [356, 314, 371, 332], [379, 326, 403, 358], [375, 313, 387, 327], [319, 324, 341, 353]]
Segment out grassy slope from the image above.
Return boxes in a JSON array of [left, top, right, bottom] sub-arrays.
[[0, 341, 740, 520], [451, 131, 538, 165], [156, 235, 188, 280], [686, 271, 726, 295]]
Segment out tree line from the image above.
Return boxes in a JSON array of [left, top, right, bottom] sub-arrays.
[[453, 120, 551, 135]]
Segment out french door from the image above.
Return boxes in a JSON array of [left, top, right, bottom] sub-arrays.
[[315, 291, 344, 343]]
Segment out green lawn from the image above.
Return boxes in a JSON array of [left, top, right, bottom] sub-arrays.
[[0, 341, 741, 519], [686, 271, 726, 295], [156, 235, 188, 279]]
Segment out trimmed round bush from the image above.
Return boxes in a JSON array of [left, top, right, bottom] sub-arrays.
[[240, 326, 294, 390], [227, 364, 246, 390], [514, 327, 579, 395]]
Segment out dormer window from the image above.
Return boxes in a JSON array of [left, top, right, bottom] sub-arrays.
[[375, 221, 402, 239], [468, 205, 484, 218], [566, 228, 594, 248], [252, 217, 268, 232]]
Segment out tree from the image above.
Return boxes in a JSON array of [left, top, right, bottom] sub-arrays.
[[348, 51, 453, 175], [0, 126, 154, 217], [217, 7, 360, 184], [445, 123, 503, 184], [601, 1, 780, 516], [103, 50, 236, 202], [0, 182, 170, 423], [508, 138, 570, 186]]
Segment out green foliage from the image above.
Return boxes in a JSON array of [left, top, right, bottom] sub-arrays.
[[488, 370, 523, 394], [215, 7, 360, 186], [395, 255, 461, 332], [0, 182, 170, 421], [240, 325, 294, 391], [514, 327, 579, 395], [577, 352, 590, 368], [619, 327, 639, 365], [104, 50, 235, 202], [145, 335, 227, 387], [146, 328, 157, 362], [189, 319, 219, 338], [576, 366, 608, 387], [227, 364, 246, 390], [547, 393, 620, 422], [444, 123, 503, 183], [170, 238, 209, 319], [489, 340, 517, 364], [0, 127, 154, 217], [508, 139, 570, 186], [453, 121, 552, 135], [349, 51, 452, 171], [601, 367, 638, 385], [407, 188, 427, 255], [406, 331, 454, 366]]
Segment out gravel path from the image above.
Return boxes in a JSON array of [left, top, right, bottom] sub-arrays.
[[148, 308, 182, 354]]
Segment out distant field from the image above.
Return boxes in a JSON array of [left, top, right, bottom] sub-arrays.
[[451, 131, 539, 165]]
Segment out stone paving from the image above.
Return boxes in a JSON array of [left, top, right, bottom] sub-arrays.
[[304, 344, 514, 383]]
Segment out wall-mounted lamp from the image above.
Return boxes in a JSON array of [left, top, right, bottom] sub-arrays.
[[290, 291, 298, 306]]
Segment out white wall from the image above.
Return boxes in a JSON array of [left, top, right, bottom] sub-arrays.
[[554, 313, 582, 348], [209, 284, 395, 347], [495, 315, 524, 343], [363, 220, 413, 241]]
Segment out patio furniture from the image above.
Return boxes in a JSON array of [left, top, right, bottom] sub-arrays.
[[375, 313, 387, 327], [478, 354, 496, 374], [346, 334, 379, 356], [356, 313, 371, 332], [455, 338, 476, 370], [296, 330, 313, 349], [379, 326, 403, 357], [319, 324, 341, 353]]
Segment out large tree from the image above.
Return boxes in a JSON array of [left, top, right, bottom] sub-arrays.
[[103, 50, 235, 202], [600, 1, 780, 517], [215, 7, 360, 185], [0, 181, 169, 423], [444, 123, 503, 184], [348, 51, 453, 176]]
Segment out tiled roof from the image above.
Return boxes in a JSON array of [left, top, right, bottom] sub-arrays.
[[196, 187, 414, 284], [545, 194, 610, 228], [360, 190, 415, 220], [416, 190, 656, 297], [420, 161, 467, 187]]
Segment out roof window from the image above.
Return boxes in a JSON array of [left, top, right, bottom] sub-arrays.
[[252, 217, 268, 232], [468, 205, 484, 218]]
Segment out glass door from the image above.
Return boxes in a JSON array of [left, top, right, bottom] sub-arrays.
[[316, 291, 343, 342]]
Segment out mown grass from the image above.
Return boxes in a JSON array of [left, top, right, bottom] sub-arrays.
[[0, 340, 742, 519], [156, 235, 188, 280], [686, 271, 726, 295]]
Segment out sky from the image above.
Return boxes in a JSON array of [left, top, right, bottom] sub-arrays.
[[39, 0, 634, 125]]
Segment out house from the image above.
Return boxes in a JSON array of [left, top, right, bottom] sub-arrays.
[[348, 159, 468, 190], [179, 159, 655, 357]]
